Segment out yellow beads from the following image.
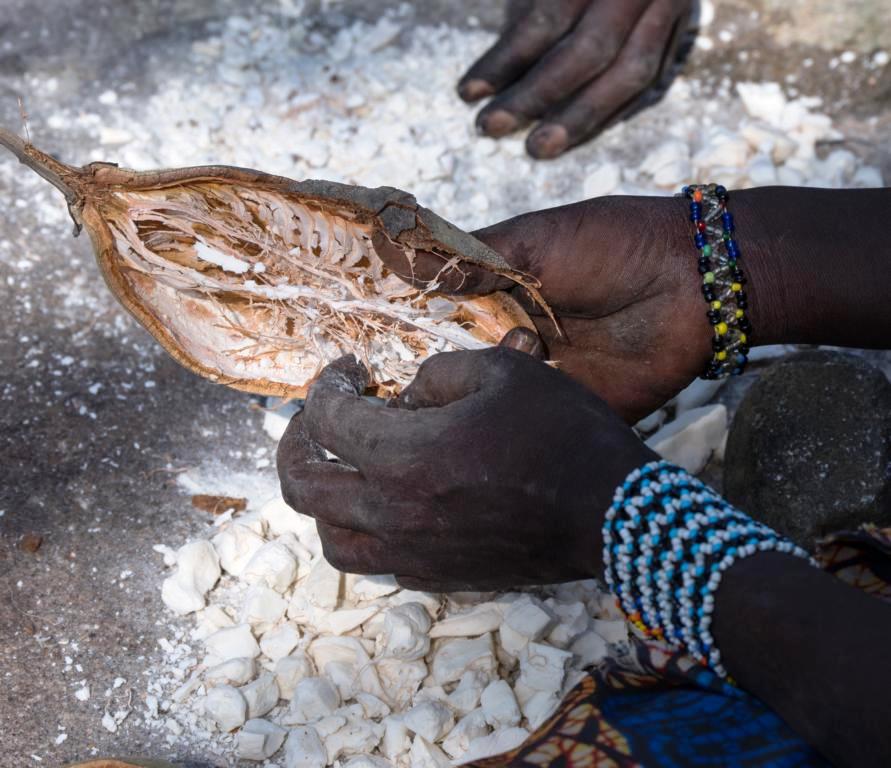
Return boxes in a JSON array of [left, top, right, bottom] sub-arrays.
[[627, 611, 663, 639], [686, 184, 751, 379]]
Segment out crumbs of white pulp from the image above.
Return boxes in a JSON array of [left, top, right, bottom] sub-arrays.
[[151, 488, 624, 766]]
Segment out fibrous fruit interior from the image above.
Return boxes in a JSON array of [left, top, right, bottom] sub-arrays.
[[0, 128, 539, 397], [100, 182, 519, 396]]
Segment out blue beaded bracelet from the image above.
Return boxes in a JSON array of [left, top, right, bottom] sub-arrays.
[[603, 460, 813, 678]]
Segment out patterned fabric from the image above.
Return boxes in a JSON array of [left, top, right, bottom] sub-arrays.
[[815, 524, 891, 602], [469, 526, 891, 768]]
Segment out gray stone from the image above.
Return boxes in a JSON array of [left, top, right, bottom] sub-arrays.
[[724, 352, 891, 548]]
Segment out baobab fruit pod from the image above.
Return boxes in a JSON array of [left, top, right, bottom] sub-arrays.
[[0, 128, 547, 397]]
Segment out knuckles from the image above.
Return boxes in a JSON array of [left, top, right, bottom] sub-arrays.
[[523, 6, 564, 41], [412, 350, 458, 382], [617, 54, 662, 91], [482, 343, 527, 369], [567, 28, 622, 71], [279, 480, 300, 516], [503, 0, 587, 56], [480, 344, 544, 382]]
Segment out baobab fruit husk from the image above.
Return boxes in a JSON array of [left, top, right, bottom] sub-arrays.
[[191, 495, 248, 516], [0, 128, 551, 397], [19, 533, 43, 554], [65, 761, 179, 768]]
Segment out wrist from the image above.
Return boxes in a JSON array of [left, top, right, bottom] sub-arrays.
[[724, 188, 793, 346], [658, 187, 793, 359], [726, 186, 891, 349], [651, 194, 740, 374], [602, 462, 813, 677], [561, 432, 658, 579]]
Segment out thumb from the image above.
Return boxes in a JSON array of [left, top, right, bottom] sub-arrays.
[[471, 213, 554, 314], [470, 214, 539, 275], [393, 350, 488, 410], [394, 327, 545, 412], [371, 231, 514, 296]]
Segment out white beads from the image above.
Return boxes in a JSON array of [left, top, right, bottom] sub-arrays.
[[603, 460, 812, 679]]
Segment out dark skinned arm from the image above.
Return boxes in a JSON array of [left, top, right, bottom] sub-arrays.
[[732, 186, 891, 349], [374, 186, 891, 423], [714, 553, 891, 768], [678, 185, 891, 768], [278, 350, 891, 768]]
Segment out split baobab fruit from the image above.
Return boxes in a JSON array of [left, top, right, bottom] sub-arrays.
[[0, 128, 546, 396]]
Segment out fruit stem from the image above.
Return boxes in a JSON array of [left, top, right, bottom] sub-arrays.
[[0, 126, 79, 204]]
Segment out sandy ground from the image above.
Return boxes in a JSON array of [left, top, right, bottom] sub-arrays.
[[0, 1, 889, 766]]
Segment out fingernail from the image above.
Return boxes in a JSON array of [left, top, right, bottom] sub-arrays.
[[458, 78, 494, 102], [477, 109, 519, 138], [527, 124, 569, 159], [499, 327, 546, 359]]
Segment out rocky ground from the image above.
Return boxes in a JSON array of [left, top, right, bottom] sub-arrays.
[[0, 1, 889, 766]]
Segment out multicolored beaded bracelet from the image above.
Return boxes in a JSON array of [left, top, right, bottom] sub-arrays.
[[602, 460, 813, 678], [680, 184, 752, 379]]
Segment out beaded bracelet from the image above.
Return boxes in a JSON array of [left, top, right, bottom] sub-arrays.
[[680, 184, 752, 379], [603, 460, 813, 678]]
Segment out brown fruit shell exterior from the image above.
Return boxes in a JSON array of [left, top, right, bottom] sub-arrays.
[[65, 761, 178, 768]]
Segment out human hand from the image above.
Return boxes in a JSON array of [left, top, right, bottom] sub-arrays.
[[459, 0, 694, 158], [276, 349, 654, 592], [374, 195, 710, 424]]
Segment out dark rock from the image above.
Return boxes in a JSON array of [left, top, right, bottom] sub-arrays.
[[724, 352, 891, 548]]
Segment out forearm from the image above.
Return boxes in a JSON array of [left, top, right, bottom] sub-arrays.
[[712, 551, 891, 768], [732, 187, 891, 349]]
